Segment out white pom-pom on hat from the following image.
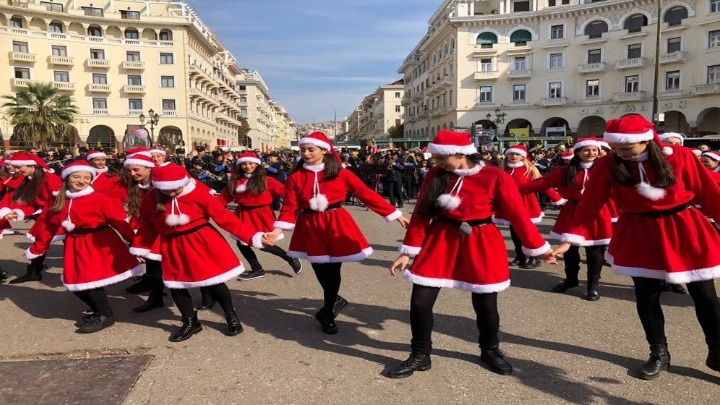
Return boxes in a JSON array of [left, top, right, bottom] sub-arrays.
[[309, 194, 329, 212], [437, 193, 461, 210], [662, 146, 673, 156]]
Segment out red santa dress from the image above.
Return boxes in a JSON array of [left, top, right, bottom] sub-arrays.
[[91, 168, 128, 203], [400, 163, 551, 293], [494, 163, 565, 225], [0, 173, 25, 237], [274, 163, 401, 263], [0, 171, 63, 243], [221, 174, 285, 244]]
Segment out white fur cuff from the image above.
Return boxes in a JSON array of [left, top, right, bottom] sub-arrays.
[[129, 247, 151, 256], [399, 245, 422, 256], [384, 210, 402, 222], [12, 209, 25, 221], [0, 208, 11, 219], [25, 248, 45, 260], [559, 233, 587, 245], [273, 221, 295, 231], [251, 232, 265, 248], [552, 198, 567, 206], [522, 242, 551, 257]]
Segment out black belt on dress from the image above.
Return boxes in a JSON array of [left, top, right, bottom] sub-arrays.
[[239, 204, 270, 210], [435, 216, 493, 227], [631, 202, 691, 218], [70, 225, 109, 235], [566, 199, 580, 205], [168, 222, 210, 237], [300, 202, 343, 214]]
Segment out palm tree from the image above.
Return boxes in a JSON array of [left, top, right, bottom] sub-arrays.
[[2, 82, 78, 148]]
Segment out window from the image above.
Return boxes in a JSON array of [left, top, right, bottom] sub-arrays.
[[162, 99, 176, 111], [14, 68, 30, 79], [395, 105, 401, 113], [53, 71, 69, 82], [51, 46, 67, 57], [88, 26, 102, 37], [548, 82, 563, 98], [129, 99, 143, 110], [41, 1, 63, 12], [159, 53, 174, 64], [510, 30, 532, 46], [667, 37, 681, 53], [126, 51, 141, 61], [12, 41, 29, 53], [238, 85, 246, 91], [708, 65, 720, 84], [665, 70, 680, 90], [513, 84, 526, 101], [476, 32, 498, 49], [624, 14, 648, 33], [480, 58, 493, 71], [548, 0, 570, 6], [513, 1, 530, 12], [10, 17, 23, 28], [127, 75, 142, 85], [125, 29, 139, 40], [549, 53, 564, 69], [587, 49, 602, 64], [161, 76, 175, 88], [479, 86, 493, 102], [712, 0, 720, 13], [710, 30, 720, 49], [159, 30, 173, 41], [664, 6, 688, 26], [121, 10, 141, 20], [93, 98, 107, 109], [586, 79, 600, 97], [90, 49, 105, 59], [49, 22, 64, 33], [395, 92, 401, 98], [513, 57, 527, 70], [585, 20, 608, 39], [92, 73, 107, 84], [628, 43, 642, 59], [625, 75, 640, 92], [82, 6, 103, 17], [550, 25, 564, 40]]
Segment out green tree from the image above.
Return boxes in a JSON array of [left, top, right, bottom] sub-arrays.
[[2, 82, 78, 148], [237, 115, 251, 147]]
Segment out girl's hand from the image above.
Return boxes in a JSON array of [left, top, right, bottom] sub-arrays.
[[5, 212, 17, 221], [262, 233, 277, 246], [550, 242, 572, 258], [396, 216, 410, 228], [136, 256, 146, 263], [541, 250, 557, 265], [389, 254, 410, 276]]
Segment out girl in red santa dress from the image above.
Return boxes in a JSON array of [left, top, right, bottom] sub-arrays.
[[386, 130, 552, 378], [264, 132, 408, 335], [131, 163, 264, 342], [0, 152, 61, 284], [220, 152, 302, 282], [0, 161, 24, 281], [495, 144, 564, 269], [26, 161, 141, 333], [550, 114, 720, 379], [86, 150, 128, 202], [519, 138, 612, 301]]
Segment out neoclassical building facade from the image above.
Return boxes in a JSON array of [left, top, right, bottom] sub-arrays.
[[399, 0, 720, 142]]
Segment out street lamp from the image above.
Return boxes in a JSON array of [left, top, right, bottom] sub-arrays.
[[139, 109, 160, 143], [486, 108, 506, 125]]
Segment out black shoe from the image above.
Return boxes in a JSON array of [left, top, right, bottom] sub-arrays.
[[314, 308, 338, 334], [638, 344, 671, 380], [387, 351, 432, 378], [509, 258, 520, 266], [225, 309, 244, 336], [517, 261, 533, 269], [169, 312, 202, 342], [133, 292, 165, 313], [332, 296, 348, 318], [706, 349, 720, 372], [551, 279, 579, 293], [586, 278, 600, 301], [74, 312, 97, 327], [76, 314, 115, 334], [290, 259, 303, 275], [238, 269, 265, 281], [670, 284, 687, 295], [125, 276, 153, 294], [9, 264, 44, 284], [530, 258, 541, 268], [0, 270, 8, 282], [480, 347, 513, 375]]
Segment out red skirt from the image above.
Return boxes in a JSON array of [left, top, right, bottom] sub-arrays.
[[494, 193, 544, 225], [550, 203, 612, 246], [288, 208, 372, 263], [607, 206, 720, 283], [404, 221, 510, 293]]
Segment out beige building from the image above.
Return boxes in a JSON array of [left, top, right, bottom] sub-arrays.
[[347, 80, 404, 140], [399, 0, 720, 143], [0, 0, 293, 153]]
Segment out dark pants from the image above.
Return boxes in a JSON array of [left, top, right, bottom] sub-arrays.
[[509, 226, 525, 264], [402, 176, 415, 199], [563, 245, 604, 282], [387, 180, 403, 207], [409, 284, 500, 356], [236, 242, 293, 272], [74, 287, 111, 316], [171, 283, 234, 318], [145, 259, 164, 295], [312, 263, 342, 312], [633, 277, 720, 350]]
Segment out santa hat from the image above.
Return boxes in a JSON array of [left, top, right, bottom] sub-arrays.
[[151, 164, 191, 226], [504, 144, 527, 158], [560, 151, 574, 161], [5, 152, 52, 172], [124, 153, 155, 168], [658, 132, 684, 145], [61, 161, 96, 180], [597, 138, 611, 150], [702, 151, 720, 162], [689, 148, 702, 157], [298, 132, 342, 164], [150, 147, 166, 156], [427, 130, 477, 155], [572, 137, 603, 151], [125, 147, 152, 158], [85, 150, 107, 161], [236, 152, 261, 165]]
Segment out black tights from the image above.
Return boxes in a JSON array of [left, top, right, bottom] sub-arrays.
[[145, 259, 164, 295], [312, 263, 342, 312], [509, 226, 525, 264], [409, 284, 500, 356], [171, 283, 234, 318], [633, 277, 720, 350], [563, 245, 604, 281], [73, 287, 111, 316], [236, 242, 293, 272]]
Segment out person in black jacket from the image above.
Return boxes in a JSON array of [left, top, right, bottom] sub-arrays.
[[386, 154, 404, 208]]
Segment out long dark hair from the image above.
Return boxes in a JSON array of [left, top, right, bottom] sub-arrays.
[[13, 167, 44, 203], [416, 154, 483, 218], [50, 181, 68, 213], [155, 189, 170, 213], [292, 153, 341, 180], [125, 167, 151, 218], [229, 164, 268, 194], [611, 141, 676, 187]]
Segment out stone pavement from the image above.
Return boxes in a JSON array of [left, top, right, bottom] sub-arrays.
[[0, 204, 718, 404]]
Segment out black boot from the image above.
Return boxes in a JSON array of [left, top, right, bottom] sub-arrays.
[[552, 279, 579, 293], [386, 351, 432, 378], [169, 312, 202, 342], [76, 313, 115, 334], [585, 277, 600, 301], [0, 269, 9, 283], [332, 295, 348, 317], [125, 275, 153, 294], [508, 258, 520, 266], [74, 312, 96, 327], [314, 307, 338, 334], [480, 347, 513, 375], [289, 258, 303, 275], [225, 309, 244, 336], [637, 344, 671, 380], [133, 291, 165, 313], [707, 348, 720, 372], [530, 257, 541, 268], [9, 263, 44, 284]]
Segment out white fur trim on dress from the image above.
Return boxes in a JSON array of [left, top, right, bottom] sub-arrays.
[[64, 264, 144, 292], [2, 229, 15, 235], [531, 212, 545, 224], [611, 217, 619, 223], [231, 232, 283, 246], [550, 232, 609, 246], [427, 143, 478, 156], [606, 252, 720, 283], [288, 247, 373, 263], [24, 248, 44, 260], [551, 198, 567, 206], [0, 208, 12, 219], [129, 247, 151, 257], [603, 129, 654, 144], [521, 241, 551, 257], [299, 137, 331, 151], [25, 233, 35, 242], [399, 245, 422, 256], [504, 148, 527, 157], [273, 221, 295, 231], [163, 264, 245, 289], [153, 177, 190, 191], [145, 253, 162, 261], [11, 209, 25, 221], [384, 210, 402, 222], [404, 270, 511, 293]]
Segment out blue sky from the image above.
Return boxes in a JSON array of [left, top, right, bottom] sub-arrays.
[[187, 0, 440, 125]]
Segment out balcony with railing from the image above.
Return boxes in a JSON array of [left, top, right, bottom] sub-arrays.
[[11, 78, 34, 87], [614, 91, 647, 101], [122, 61, 145, 70], [52, 81, 74, 91], [578, 62, 605, 74], [48, 55, 74, 66], [691, 83, 720, 95], [161, 110, 177, 117], [473, 70, 500, 81], [86, 58, 110, 68], [9, 51, 36, 62], [541, 97, 568, 106], [88, 83, 111, 92], [123, 85, 146, 94], [614, 58, 646, 70], [129, 109, 144, 116], [507, 69, 532, 79], [659, 52, 687, 64], [92, 108, 108, 115], [7, 0, 28, 7]]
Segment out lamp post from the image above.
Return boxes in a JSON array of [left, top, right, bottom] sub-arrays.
[[139, 109, 160, 144], [651, 0, 663, 126], [333, 109, 337, 139]]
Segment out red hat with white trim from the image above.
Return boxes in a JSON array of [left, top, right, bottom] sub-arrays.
[[85, 150, 107, 161], [572, 137, 603, 151], [150, 147, 166, 156], [560, 151, 574, 161], [504, 144, 527, 158], [298, 131, 341, 163], [236, 151, 261, 165], [123, 153, 155, 168], [689, 147, 702, 157], [427, 130, 477, 155], [658, 132, 685, 145], [5, 152, 52, 172], [125, 147, 152, 158], [151, 163, 190, 190], [702, 151, 720, 161], [604, 114, 673, 156], [61, 160, 96, 180]]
